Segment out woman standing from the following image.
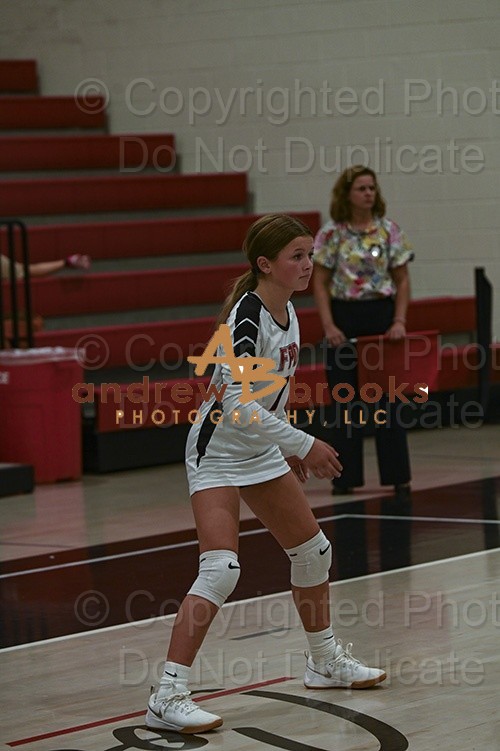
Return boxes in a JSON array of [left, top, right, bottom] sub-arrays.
[[313, 166, 414, 496]]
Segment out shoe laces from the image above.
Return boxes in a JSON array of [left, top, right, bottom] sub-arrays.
[[330, 639, 364, 670], [156, 688, 198, 716]]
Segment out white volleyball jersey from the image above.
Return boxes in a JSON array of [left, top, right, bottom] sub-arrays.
[[185, 291, 314, 494]]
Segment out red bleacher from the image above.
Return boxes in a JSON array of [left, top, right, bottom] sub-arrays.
[[0, 60, 38, 93], [0, 172, 248, 216], [33, 296, 500, 394], [12, 265, 246, 317], [36, 317, 216, 369], [0, 133, 176, 171], [406, 297, 476, 335], [1, 58, 498, 475], [24, 212, 322, 264], [83, 304, 500, 435], [0, 95, 107, 130]]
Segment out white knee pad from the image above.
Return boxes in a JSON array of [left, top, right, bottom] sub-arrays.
[[188, 549, 240, 608], [286, 530, 332, 588]]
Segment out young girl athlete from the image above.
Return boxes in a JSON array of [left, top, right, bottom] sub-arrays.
[[146, 214, 386, 734]]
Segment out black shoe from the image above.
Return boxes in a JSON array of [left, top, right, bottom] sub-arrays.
[[394, 484, 411, 500]]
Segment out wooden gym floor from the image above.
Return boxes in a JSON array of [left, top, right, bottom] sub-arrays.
[[1, 424, 499, 751]]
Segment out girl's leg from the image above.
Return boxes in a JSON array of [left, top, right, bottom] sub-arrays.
[[146, 486, 240, 734], [241, 471, 330, 632], [240, 471, 386, 689], [28, 260, 65, 277], [167, 486, 240, 665]]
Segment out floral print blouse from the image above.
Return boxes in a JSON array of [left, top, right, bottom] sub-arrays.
[[313, 217, 414, 300]]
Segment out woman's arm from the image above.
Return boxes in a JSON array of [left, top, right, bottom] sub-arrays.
[[388, 263, 411, 340], [312, 265, 346, 346]]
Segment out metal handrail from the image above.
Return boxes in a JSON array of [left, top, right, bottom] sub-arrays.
[[0, 219, 33, 349]]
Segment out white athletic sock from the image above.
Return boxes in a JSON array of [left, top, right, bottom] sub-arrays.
[[306, 625, 337, 663], [157, 661, 191, 697]]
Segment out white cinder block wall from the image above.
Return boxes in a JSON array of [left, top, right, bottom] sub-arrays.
[[2, 0, 500, 336]]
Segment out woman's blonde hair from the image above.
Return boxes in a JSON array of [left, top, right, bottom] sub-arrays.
[[217, 213, 312, 325], [329, 165, 386, 222]]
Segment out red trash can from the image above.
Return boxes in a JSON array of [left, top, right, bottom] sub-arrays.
[[0, 347, 83, 483]]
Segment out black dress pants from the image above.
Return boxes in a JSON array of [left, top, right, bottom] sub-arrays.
[[325, 298, 411, 488]]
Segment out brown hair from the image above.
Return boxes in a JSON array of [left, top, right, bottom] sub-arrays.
[[217, 213, 313, 325], [329, 165, 386, 223]]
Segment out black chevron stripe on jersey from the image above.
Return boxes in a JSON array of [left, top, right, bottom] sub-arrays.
[[270, 375, 289, 412], [232, 292, 263, 358], [196, 400, 222, 467]]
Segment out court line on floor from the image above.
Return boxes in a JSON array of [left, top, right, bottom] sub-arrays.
[[340, 513, 500, 525], [0, 541, 76, 549], [1, 546, 498, 654], [7, 675, 293, 747], [0, 514, 354, 579], [3, 511, 497, 580]]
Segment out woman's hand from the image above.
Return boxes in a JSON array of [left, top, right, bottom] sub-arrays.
[[286, 456, 310, 483], [387, 321, 406, 340], [302, 439, 343, 479], [324, 322, 347, 347]]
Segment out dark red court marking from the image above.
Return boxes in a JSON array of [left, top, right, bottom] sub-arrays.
[[8, 676, 293, 746]]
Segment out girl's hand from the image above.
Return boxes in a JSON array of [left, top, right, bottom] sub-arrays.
[[303, 439, 343, 479]]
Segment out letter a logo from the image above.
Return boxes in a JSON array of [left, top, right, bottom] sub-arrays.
[[187, 324, 286, 405]]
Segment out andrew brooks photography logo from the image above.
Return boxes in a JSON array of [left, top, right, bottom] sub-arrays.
[[72, 324, 429, 429]]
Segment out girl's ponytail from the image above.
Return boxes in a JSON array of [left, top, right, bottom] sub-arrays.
[[216, 269, 256, 326]]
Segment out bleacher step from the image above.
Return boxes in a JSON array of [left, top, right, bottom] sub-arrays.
[[15, 206, 249, 227], [0, 60, 38, 93], [0, 95, 107, 130], [25, 212, 321, 262], [0, 172, 248, 217], [0, 133, 176, 171], [42, 304, 221, 331]]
